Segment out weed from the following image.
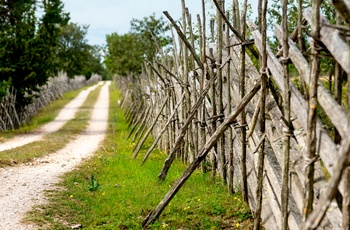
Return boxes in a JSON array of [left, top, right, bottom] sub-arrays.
[[234, 210, 253, 222], [88, 175, 100, 192]]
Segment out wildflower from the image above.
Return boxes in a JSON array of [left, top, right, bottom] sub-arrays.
[[102, 192, 106, 196], [197, 198, 201, 202], [161, 223, 167, 228], [236, 222, 240, 228], [69, 195, 74, 198]]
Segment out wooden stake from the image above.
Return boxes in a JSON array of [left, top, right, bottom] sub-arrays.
[[216, 0, 226, 183], [232, 0, 240, 31], [127, 110, 143, 139], [163, 11, 204, 71], [142, 93, 185, 165], [302, 0, 321, 226], [254, 0, 267, 229], [226, 10, 234, 194], [240, 0, 249, 204], [331, 0, 350, 24], [212, 0, 259, 58], [343, 18, 350, 229], [208, 25, 218, 178], [131, 106, 151, 144], [304, 126, 350, 229], [142, 80, 261, 228], [281, 0, 291, 229], [133, 95, 169, 159], [246, 102, 260, 139], [181, 0, 192, 164], [158, 78, 212, 181], [133, 109, 152, 151], [200, 0, 208, 173]]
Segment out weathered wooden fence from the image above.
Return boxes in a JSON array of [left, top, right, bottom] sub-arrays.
[[0, 73, 101, 131], [117, 0, 350, 229]]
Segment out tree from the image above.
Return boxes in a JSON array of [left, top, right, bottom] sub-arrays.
[[82, 45, 106, 80], [130, 13, 171, 61], [56, 22, 106, 79], [0, 0, 69, 109], [105, 14, 171, 77], [56, 22, 90, 78], [105, 33, 144, 76]]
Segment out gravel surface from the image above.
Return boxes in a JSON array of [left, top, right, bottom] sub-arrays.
[[0, 81, 110, 230], [0, 82, 103, 152]]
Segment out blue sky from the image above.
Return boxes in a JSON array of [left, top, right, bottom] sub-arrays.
[[61, 0, 258, 46]]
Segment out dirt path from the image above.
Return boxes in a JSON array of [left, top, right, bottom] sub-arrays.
[[0, 81, 111, 230], [0, 82, 103, 152]]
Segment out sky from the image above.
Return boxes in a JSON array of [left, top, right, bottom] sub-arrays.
[[61, 0, 259, 47]]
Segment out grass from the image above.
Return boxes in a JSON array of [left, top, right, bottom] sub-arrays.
[[0, 85, 102, 167], [0, 84, 93, 141], [26, 83, 253, 229]]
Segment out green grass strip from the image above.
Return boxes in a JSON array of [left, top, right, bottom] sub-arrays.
[[0, 84, 94, 141], [26, 83, 253, 229], [0, 85, 103, 167]]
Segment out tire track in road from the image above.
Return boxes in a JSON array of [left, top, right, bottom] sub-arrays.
[[0, 82, 103, 152], [0, 81, 111, 230]]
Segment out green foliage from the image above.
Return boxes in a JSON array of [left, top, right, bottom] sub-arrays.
[[105, 14, 171, 77], [105, 33, 144, 77], [267, 0, 335, 50], [83, 45, 107, 79], [0, 0, 69, 109], [267, 0, 336, 76], [268, 0, 335, 31], [234, 210, 253, 222], [316, 102, 334, 137], [0, 1, 105, 112], [0, 79, 11, 98], [56, 23, 105, 79], [88, 174, 100, 192], [56, 23, 90, 78], [130, 13, 171, 61]]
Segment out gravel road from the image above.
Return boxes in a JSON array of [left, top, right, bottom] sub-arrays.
[[0, 81, 110, 230]]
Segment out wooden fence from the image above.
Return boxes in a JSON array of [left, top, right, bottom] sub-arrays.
[[0, 73, 101, 131], [117, 0, 350, 229]]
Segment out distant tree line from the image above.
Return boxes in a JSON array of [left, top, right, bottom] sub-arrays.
[[0, 0, 106, 111]]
